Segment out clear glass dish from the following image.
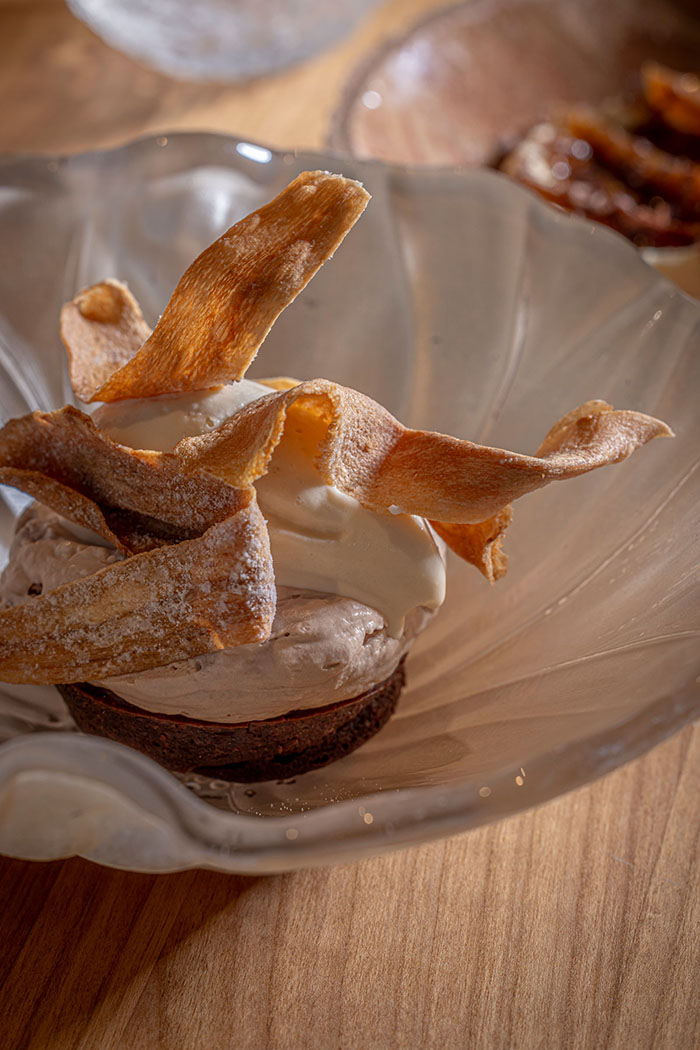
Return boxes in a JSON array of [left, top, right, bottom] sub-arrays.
[[0, 133, 697, 873]]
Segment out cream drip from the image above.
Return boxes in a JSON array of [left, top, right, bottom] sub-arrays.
[[92, 380, 446, 636]]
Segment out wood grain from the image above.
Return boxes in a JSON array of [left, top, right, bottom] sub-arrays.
[[0, 0, 449, 155], [0, 1, 699, 1047], [0, 724, 698, 1050]]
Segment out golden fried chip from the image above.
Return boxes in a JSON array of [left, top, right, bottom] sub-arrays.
[[90, 172, 370, 403], [0, 497, 275, 684], [175, 379, 672, 524], [431, 507, 513, 582], [0, 468, 130, 552], [60, 280, 152, 402], [0, 405, 248, 549]]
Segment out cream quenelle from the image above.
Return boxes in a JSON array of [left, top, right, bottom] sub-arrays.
[[91, 378, 446, 639], [0, 378, 446, 723], [0, 504, 433, 720]]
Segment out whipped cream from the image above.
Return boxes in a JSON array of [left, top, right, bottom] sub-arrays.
[[0, 505, 433, 720], [102, 594, 432, 721], [92, 379, 446, 637]]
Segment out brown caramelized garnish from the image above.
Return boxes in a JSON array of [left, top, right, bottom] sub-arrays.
[[643, 63, 700, 137], [499, 64, 700, 248]]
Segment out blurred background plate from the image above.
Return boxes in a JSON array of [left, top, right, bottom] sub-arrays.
[[0, 134, 698, 873], [329, 0, 700, 166]]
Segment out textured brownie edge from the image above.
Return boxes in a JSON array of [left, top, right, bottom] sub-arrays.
[[57, 658, 405, 782]]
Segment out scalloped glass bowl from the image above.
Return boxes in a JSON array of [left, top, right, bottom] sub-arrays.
[[0, 135, 698, 873]]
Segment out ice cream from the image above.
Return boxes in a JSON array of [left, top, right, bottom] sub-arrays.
[[92, 379, 446, 639], [0, 375, 446, 723], [0, 498, 437, 722]]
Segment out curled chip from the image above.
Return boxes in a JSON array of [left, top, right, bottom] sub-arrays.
[[67, 172, 370, 403], [175, 380, 671, 522], [0, 497, 275, 684], [60, 279, 152, 403], [432, 507, 513, 583], [0, 406, 249, 552]]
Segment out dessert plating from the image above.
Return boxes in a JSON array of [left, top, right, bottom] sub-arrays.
[[0, 171, 672, 780]]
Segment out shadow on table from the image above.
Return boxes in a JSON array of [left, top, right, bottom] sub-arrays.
[[1, 855, 266, 1049]]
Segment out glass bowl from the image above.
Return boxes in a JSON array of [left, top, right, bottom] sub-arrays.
[[0, 134, 698, 873]]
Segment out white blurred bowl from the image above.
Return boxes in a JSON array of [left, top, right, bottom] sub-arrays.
[[67, 0, 382, 81]]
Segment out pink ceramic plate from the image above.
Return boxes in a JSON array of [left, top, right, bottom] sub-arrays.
[[330, 0, 700, 167]]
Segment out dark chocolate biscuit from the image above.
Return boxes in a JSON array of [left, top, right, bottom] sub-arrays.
[[57, 658, 405, 782]]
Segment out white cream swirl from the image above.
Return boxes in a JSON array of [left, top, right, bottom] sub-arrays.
[[92, 379, 446, 637], [0, 382, 447, 722]]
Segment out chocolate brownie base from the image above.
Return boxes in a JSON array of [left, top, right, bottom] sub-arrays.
[[57, 658, 405, 782]]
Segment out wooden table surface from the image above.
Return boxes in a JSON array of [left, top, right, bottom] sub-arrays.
[[1, 3, 698, 1048]]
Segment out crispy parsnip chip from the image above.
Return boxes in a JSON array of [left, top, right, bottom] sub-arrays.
[[431, 507, 513, 582], [60, 280, 152, 402], [175, 379, 672, 524], [90, 172, 370, 402], [0, 497, 275, 685], [0, 406, 248, 551], [0, 468, 129, 552]]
